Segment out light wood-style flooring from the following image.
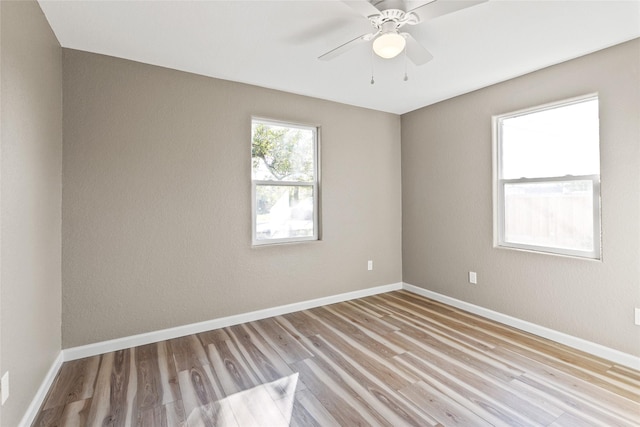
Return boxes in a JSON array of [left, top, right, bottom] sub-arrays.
[[34, 290, 640, 426]]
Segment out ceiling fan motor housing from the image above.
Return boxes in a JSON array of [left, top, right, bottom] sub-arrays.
[[378, 19, 401, 34], [369, 9, 419, 31]]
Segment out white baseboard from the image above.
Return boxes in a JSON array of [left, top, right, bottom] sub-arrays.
[[63, 282, 403, 361], [61, 279, 639, 367], [21, 280, 639, 425], [402, 282, 640, 371], [18, 351, 64, 427]]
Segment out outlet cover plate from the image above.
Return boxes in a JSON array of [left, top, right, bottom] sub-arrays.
[[469, 271, 477, 284], [1, 371, 9, 405]]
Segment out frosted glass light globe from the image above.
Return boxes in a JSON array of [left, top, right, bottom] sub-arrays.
[[373, 32, 406, 59]]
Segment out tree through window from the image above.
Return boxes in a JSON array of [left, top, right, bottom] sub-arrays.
[[251, 119, 319, 245]]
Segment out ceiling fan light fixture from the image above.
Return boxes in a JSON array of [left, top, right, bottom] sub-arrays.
[[372, 32, 406, 59]]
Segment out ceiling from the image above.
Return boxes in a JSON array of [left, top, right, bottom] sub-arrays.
[[38, 0, 640, 114]]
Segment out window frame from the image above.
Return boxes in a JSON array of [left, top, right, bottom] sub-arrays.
[[251, 117, 320, 246], [492, 95, 602, 260]]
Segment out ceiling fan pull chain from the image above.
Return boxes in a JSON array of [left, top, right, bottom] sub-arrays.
[[403, 46, 409, 82], [370, 49, 375, 85]]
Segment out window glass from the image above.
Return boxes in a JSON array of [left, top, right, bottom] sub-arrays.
[[495, 96, 601, 259], [255, 185, 315, 241], [501, 98, 599, 179], [503, 180, 595, 253], [251, 119, 319, 245], [251, 122, 315, 182]]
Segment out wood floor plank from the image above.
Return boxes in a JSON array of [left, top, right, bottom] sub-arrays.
[[225, 323, 298, 391], [227, 379, 291, 426], [399, 292, 618, 376], [85, 352, 116, 426], [157, 340, 182, 405], [264, 373, 300, 422], [292, 358, 389, 426], [57, 399, 92, 427], [344, 298, 390, 318], [608, 364, 640, 388], [303, 334, 434, 426], [223, 391, 261, 426], [395, 350, 553, 426], [324, 302, 400, 336], [399, 380, 493, 427], [162, 400, 187, 427], [373, 294, 498, 353], [277, 310, 323, 338], [204, 339, 260, 395], [135, 343, 164, 410], [610, 364, 640, 382], [41, 356, 100, 411], [392, 291, 617, 377], [169, 335, 210, 371], [515, 373, 640, 426], [491, 346, 640, 421], [197, 328, 232, 347], [490, 340, 638, 400], [124, 348, 138, 427], [34, 291, 640, 427], [136, 405, 167, 427], [164, 400, 187, 427], [251, 317, 315, 364], [276, 313, 419, 390], [32, 404, 65, 427], [305, 307, 404, 358], [549, 411, 605, 427], [384, 294, 634, 401], [316, 305, 406, 354], [290, 388, 339, 427], [397, 353, 540, 426], [387, 319, 523, 384], [177, 364, 232, 427], [330, 329, 419, 390], [288, 399, 324, 427]]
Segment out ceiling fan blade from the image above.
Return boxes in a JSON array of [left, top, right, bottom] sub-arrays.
[[403, 33, 433, 65], [407, 0, 487, 23], [318, 33, 374, 61], [342, 0, 381, 18]]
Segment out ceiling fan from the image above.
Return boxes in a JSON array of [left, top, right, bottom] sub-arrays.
[[319, 0, 487, 65]]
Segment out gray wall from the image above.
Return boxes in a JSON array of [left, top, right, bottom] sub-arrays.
[[1, 1, 62, 425], [62, 50, 402, 348], [1, 4, 636, 421], [402, 39, 640, 356]]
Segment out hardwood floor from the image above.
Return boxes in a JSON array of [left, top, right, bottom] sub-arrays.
[[33, 291, 640, 426]]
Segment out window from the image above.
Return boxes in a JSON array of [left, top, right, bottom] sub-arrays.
[[494, 95, 601, 259], [251, 118, 319, 245]]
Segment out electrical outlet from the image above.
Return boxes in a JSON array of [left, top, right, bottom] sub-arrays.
[[469, 271, 477, 284], [635, 308, 640, 326], [1, 371, 9, 405], [367, 260, 373, 271]]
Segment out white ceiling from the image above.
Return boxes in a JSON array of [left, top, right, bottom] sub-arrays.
[[38, 0, 640, 114]]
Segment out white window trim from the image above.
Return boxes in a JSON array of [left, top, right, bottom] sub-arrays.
[[251, 118, 320, 246], [492, 94, 602, 260]]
